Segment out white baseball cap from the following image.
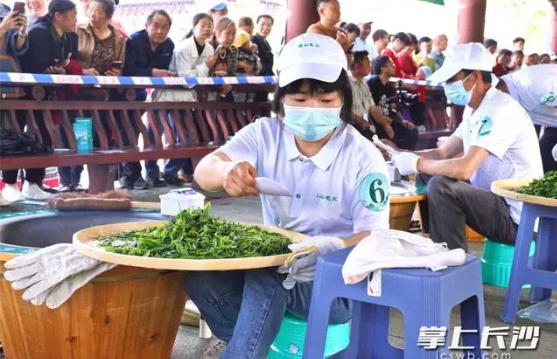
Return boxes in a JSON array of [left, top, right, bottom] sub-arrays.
[[277, 33, 348, 88], [427, 42, 496, 83]]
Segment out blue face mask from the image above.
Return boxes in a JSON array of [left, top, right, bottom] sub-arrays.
[[282, 104, 342, 142], [444, 73, 476, 106]]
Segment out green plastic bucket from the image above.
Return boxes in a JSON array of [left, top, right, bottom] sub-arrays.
[[481, 239, 536, 288], [268, 313, 350, 358]]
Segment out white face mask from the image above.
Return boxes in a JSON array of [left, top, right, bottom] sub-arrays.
[[282, 104, 342, 142]]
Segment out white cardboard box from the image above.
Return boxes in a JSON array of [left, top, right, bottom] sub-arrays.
[[159, 189, 206, 216]]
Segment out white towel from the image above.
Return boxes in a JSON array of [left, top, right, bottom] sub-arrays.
[[342, 230, 466, 288]]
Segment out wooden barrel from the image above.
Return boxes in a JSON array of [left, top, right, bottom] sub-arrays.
[[0, 251, 187, 359]]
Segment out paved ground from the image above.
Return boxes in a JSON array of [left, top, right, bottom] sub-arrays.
[[1, 187, 555, 359]]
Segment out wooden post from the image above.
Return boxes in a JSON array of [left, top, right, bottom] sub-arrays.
[[452, 0, 487, 127], [551, 8, 557, 54], [286, 0, 319, 42], [457, 0, 486, 44]]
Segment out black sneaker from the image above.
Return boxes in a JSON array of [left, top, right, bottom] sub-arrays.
[[148, 176, 167, 188], [133, 177, 149, 190], [119, 176, 134, 190], [162, 173, 186, 187]]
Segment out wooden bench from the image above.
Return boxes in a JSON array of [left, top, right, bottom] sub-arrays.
[[0, 84, 273, 193]]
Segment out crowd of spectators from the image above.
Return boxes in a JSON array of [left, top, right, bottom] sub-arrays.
[[0, 0, 555, 199], [0, 0, 278, 196]]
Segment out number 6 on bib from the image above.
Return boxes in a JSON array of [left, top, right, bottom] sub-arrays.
[[358, 173, 390, 211]]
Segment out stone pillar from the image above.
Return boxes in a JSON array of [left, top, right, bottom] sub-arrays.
[[286, 0, 319, 42], [457, 0, 487, 44]]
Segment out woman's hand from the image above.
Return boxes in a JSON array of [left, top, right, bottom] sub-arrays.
[[205, 53, 218, 68], [82, 68, 100, 76], [382, 123, 395, 139], [222, 161, 260, 197], [0, 11, 21, 33], [16, 13, 27, 36], [45, 66, 66, 74], [105, 68, 122, 76], [402, 121, 416, 130], [237, 61, 254, 74]]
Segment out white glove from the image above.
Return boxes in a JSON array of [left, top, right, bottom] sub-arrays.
[[278, 236, 345, 289], [393, 153, 421, 175], [4, 243, 116, 307], [552, 144, 557, 161]]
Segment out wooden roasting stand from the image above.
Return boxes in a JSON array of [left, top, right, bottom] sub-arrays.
[[0, 221, 307, 359]]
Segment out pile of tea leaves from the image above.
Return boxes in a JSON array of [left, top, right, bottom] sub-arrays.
[[519, 170, 557, 200], [94, 204, 292, 259]]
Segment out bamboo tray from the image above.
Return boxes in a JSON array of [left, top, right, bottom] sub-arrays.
[[491, 179, 557, 208], [73, 221, 307, 271]]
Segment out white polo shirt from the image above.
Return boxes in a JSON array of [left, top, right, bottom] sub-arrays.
[[454, 87, 544, 224], [501, 64, 557, 128], [220, 117, 390, 239]]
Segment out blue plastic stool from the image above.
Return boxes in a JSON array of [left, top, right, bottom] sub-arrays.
[[268, 312, 350, 358], [501, 203, 557, 323], [304, 248, 485, 359]]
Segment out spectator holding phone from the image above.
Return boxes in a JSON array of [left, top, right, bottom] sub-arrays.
[[77, 0, 125, 77], [0, 3, 30, 205], [13, 0, 78, 200], [0, 4, 28, 99]]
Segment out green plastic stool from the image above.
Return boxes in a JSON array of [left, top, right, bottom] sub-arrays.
[[268, 312, 350, 358], [481, 239, 536, 288]]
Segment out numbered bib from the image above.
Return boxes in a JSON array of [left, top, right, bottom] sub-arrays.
[[477, 116, 493, 137], [358, 173, 390, 211]]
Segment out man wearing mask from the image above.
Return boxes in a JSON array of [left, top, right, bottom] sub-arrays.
[[120, 9, 175, 188], [307, 0, 349, 52], [389, 43, 543, 251], [496, 64, 557, 173]]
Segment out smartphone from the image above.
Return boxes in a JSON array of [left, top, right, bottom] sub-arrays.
[[13, 1, 25, 14], [111, 61, 123, 69]]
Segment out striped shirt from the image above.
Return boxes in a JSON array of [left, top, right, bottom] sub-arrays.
[[350, 76, 375, 120]]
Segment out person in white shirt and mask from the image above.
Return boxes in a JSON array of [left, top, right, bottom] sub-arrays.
[[3, 33, 390, 359], [388, 43, 543, 251], [495, 64, 557, 173]]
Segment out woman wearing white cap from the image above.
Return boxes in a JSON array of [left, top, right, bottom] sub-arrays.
[[187, 33, 390, 358], [1, 33, 390, 359], [388, 43, 543, 251]]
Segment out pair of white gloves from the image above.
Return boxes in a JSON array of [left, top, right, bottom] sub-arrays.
[[3, 244, 115, 309]]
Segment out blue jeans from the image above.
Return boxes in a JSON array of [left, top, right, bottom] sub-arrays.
[[185, 268, 351, 359]]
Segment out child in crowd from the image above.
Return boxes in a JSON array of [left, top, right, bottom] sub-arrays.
[[232, 29, 260, 102]]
